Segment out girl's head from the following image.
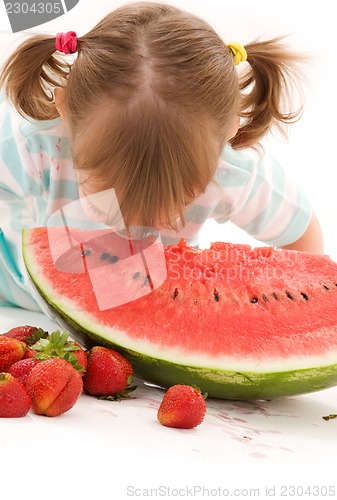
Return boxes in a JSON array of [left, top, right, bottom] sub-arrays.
[[0, 2, 303, 230]]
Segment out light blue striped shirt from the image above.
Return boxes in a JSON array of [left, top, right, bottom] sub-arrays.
[[0, 94, 312, 311]]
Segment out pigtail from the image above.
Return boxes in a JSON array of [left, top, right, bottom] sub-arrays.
[[230, 37, 305, 149], [0, 35, 71, 120]]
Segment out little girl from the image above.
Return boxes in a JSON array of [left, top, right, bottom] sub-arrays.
[[0, 1, 323, 311]]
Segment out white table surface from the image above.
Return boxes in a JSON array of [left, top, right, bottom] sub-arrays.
[[1, 2, 336, 497], [1, 306, 337, 499]]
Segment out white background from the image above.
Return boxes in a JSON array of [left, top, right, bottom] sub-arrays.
[[1, 0, 336, 258], [1, 3, 337, 498]]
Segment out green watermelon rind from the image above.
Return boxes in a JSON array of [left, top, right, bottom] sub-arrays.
[[22, 240, 337, 400], [44, 303, 337, 400], [34, 288, 337, 399]]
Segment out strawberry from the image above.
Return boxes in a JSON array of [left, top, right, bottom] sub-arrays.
[[83, 346, 135, 399], [0, 373, 31, 418], [24, 347, 38, 359], [26, 358, 83, 417], [157, 384, 207, 429], [32, 330, 87, 373], [0, 336, 26, 371], [8, 358, 40, 386], [4, 325, 48, 345], [4, 327, 49, 359], [72, 342, 88, 373]]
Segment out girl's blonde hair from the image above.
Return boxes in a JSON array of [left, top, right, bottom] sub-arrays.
[[0, 2, 304, 230]]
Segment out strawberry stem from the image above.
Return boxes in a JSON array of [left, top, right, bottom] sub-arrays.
[[32, 330, 85, 372], [26, 328, 49, 346], [97, 386, 137, 402], [191, 384, 208, 400], [322, 414, 337, 421]]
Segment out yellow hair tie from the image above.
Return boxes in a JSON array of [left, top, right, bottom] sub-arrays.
[[228, 42, 247, 65]]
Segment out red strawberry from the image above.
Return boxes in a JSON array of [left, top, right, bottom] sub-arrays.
[[24, 347, 37, 359], [4, 325, 41, 345], [83, 346, 134, 399], [0, 336, 26, 371], [157, 384, 207, 429], [0, 372, 31, 418], [26, 358, 83, 417], [8, 358, 40, 386], [72, 342, 88, 373], [5, 326, 49, 358]]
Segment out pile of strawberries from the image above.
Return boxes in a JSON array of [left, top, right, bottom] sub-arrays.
[[0, 325, 207, 428]]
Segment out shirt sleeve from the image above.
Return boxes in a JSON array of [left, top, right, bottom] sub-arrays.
[[0, 94, 44, 310], [211, 145, 313, 247]]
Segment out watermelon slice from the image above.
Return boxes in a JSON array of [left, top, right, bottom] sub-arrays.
[[22, 227, 337, 400]]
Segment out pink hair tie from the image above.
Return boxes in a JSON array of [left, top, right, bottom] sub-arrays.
[[55, 31, 78, 54]]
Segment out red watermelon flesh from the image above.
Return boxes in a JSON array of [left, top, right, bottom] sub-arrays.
[[22, 227, 337, 399]]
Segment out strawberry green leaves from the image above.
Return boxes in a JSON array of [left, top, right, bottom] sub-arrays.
[[322, 414, 337, 421], [32, 330, 86, 373]]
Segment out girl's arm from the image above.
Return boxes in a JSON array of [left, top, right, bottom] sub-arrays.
[[280, 212, 324, 253]]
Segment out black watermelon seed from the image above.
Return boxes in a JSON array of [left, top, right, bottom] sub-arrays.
[[286, 291, 294, 300], [250, 297, 258, 303], [133, 272, 140, 279], [173, 288, 179, 299], [323, 285, 329, 290], [214, 289, 220, 302], [301, 292, 309, 301], [272, 293, 279, 301], [109, 255, 119, 264], [261, 294, 268, 303], [81, 249, 91, 257], [100, 252, 110, 261]]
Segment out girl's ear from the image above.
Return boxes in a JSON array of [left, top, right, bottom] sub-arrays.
[[229, 115, 240, 139], [54, 87, 67, 121]]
